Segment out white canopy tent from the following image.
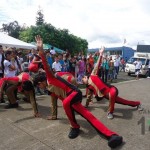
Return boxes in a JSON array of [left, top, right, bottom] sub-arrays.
[[0, 32, 36, 50]]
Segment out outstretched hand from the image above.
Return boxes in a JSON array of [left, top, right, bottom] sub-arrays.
[[99, 46, 105, 56], [35, 35, 44, 53]]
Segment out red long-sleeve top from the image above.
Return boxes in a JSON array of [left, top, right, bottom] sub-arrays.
[[87, 54, 110, 97]]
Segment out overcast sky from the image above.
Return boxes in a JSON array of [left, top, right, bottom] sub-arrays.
[[0, 0, 150, 49]]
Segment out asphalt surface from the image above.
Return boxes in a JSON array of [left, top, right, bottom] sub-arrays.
[[0, 73, 150, 150]]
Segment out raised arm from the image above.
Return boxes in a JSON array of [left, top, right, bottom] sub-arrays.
[[35, 35, 55, 79], [91, 46, 104, 75]]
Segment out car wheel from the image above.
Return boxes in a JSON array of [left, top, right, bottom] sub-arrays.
[[128, 73, 131, 76]]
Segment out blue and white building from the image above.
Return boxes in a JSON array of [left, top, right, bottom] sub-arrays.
[[88, 46, 135, 61]]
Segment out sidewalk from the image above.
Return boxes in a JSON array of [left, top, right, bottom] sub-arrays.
[[0, 79, 150, 150]]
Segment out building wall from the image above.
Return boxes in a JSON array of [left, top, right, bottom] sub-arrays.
[[88, 46, 135, 61]]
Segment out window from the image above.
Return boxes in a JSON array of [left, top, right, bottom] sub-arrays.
[[127, 57, 146, 65]]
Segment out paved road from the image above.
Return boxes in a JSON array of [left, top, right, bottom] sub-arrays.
[[109, 71, 137, 83], [0, 77, 150, 150]]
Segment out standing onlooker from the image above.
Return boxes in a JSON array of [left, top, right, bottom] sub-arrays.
[[12, 49, 22, 75], [4, 50, 17, 77], [27, 49, 36, 63], [58, 54, 64, 71], [102, 56, 109, 83], [52, 56, 62, 72], [69, 56, 76, 76], [17, 51, 24, 72], [120, 58, 125, 72], [147, 60, 150, 78], [88, 53, 94, 71], [50, 46, 56, 55], [46, 50, 53, 68], [74, 55, 79, 80], [63, 54, 69, 72], [0, 45, 4, 78], [77, 52, 82, 60], [77, 56, 85, 84], [114, 55, 120, 79], [108, 56, 114, 82], [134, 58, 142, 80], [93, 52, 99, 66]]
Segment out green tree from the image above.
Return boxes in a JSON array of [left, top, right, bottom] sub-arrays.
[[20, 22, 88, 54], [1, 21, 22, 38], [36, 9, 44, 26]]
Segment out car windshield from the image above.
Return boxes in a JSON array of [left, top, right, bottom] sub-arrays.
[[127, 57, 146, 65]]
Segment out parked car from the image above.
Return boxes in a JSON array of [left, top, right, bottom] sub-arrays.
[[125, 52, 150, 77]]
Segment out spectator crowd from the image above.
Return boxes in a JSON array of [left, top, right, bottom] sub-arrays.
[[0, 45, 127, 87]]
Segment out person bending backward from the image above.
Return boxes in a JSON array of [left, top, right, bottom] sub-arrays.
[[82, 47, 143, 119], [0, 72, 40, 117], [34, 35, 123, 148], [34, 71, 78, 120]]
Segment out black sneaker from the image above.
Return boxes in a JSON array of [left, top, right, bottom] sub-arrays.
[[68, 128, 80, 139], [108, 135, 123, 148], [95, 96, 103, 101], [5, 103, 19, 109]]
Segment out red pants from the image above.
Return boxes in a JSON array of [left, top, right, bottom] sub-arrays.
[[90, 76, 141, 113], [104, 86, 140, 113], [62, 91, 117, 138]]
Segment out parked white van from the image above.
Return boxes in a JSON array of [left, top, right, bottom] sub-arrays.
[[125, 52, 150, 77]]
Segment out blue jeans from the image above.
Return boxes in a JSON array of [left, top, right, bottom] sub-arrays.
[[114, 66, 119, 79]]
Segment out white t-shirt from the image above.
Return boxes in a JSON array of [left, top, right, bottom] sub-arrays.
[[18, 56, 23, 65], [4, 59, 18, 77], [10, 60, 18, 77], [50, 49, 56, 55], [114, 58, 120, 67], [134, 61, 142, 69], [4, 60, 12, 77], [52, 62, 62, 72]]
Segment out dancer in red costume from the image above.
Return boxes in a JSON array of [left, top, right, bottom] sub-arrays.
[[0, 72, 40, 117], [28, 53, 43, 73], [82, 47, 143, 119], [34, 35, 123, 148], [35, 71, 77, 120]]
